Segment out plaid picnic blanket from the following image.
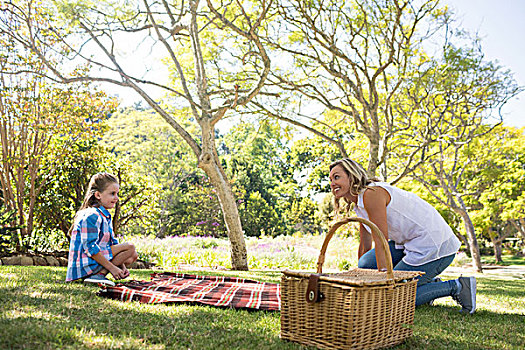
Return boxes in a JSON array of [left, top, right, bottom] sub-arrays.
[[97, 272, 281, 311]]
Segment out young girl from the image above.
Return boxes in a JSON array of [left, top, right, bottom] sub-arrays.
[[66, 172, 138, 286], [329, 158, 477, 313]]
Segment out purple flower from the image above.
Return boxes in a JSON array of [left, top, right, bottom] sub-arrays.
[[196, 221, 207, 225], [211, 222, 220, 227]]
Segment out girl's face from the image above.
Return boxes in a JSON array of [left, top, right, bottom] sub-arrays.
[[95, 182, 120, 209], [329, 164, 352, 199]]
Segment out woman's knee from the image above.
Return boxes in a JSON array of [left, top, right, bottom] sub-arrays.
[[358, 249, 377, 269]]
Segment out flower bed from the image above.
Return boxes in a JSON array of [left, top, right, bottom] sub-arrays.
[[128, 233, 361, 271]]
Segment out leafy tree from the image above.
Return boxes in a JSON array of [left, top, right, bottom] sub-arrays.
[[111, 161, 160, 237], [221, 120, 323, 237], [464, 126, 525, 262], [100, 112, 322, 238], [255, 0, 449, 179], [101, 107, 197, 237], [33, 132, 159, 253], [408, 43, 521, 272], [287, 109, 369, 193], [0, 208, 23, 255], [285, 29, 521, 272], [163, 173, 227, 238], [34, 139, 108, 239], [0, 33, 115, 249], [1, 0, 277, 269]]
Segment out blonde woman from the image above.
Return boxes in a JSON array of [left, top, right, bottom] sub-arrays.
[[329, 158, 476, 313]]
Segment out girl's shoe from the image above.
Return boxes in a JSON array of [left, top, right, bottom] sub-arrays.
[[84, 273, 115, 287]]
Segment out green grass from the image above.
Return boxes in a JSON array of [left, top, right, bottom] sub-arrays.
[[481, 253, 525, 266], [1, 266, 524, 349]]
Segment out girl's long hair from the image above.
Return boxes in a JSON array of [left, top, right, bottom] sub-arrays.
[[329, 158, 379, 215], [68, 172, 119, 236]]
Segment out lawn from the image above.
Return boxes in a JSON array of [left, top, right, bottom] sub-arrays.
[[0, 266, 524, 349], [481, 253, 525, 266]]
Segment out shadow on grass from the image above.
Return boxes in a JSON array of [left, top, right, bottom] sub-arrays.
[[1, 266, 524, 350], [476, 278, 525, 300], [0, 266, 305, 350], [482, 254, 525, 266]]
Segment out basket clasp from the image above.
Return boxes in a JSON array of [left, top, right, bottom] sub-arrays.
[[306, 274, 324, 303]]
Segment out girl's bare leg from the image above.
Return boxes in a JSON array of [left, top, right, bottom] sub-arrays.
[[98, 243, 138, 277]]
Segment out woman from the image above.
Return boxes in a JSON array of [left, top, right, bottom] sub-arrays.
[[329, 158, 476, 313]]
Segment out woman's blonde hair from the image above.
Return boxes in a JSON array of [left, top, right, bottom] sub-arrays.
[[329, 158, 378, 214]]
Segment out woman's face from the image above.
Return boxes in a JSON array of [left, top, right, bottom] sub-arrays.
[[329, 164, 351, 199], [95, 182, 120, 209]]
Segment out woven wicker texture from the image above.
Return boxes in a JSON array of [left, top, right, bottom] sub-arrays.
[[283, 269, 421, 287], [281, 217, 422, 350]]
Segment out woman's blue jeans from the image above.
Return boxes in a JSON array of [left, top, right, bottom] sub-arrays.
[[357, 241, 458, 306]]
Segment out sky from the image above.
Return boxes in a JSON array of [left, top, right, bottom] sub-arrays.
[[444, 0, 524, 127], [111, 0, 525, 128]]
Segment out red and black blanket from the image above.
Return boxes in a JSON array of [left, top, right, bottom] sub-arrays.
[[97, 272, 281, 311]]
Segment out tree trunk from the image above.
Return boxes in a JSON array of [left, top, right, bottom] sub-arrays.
[[488, 228, 503, 264], [456, 209, 483, 273], [492, 237, 503, 264], [113, 201, 121, 236], [519, 218, 525, 256], [510, 218, 525, 256], [367, 130, 380, 177], [198, 150, 248, 270], [16, 195, 26, 252], [457, 232, 470, 253]]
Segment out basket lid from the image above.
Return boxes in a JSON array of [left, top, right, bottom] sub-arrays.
[[282, 268, 423, 287]]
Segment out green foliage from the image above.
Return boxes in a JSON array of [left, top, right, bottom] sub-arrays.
[[101, 108, 197, 183], [22, 228, 68, 254], [0, 209, 22, 254], [460, 126, 525, 248], [31, 105, 162, 247], [1, 34, 119, 250], [239, 191, 282, 237], [221, 120, 322, 237], [284, 196, 324, 235], [100, 113, 325, 239], [101, 108, 198, 237], [288, 110, 366, 193], [112, 159, 161, 237], [158, 174, 226, 238], [34, 139, 108, 238]]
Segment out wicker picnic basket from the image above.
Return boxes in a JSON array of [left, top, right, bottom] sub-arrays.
[[281, 217, 422, 350]]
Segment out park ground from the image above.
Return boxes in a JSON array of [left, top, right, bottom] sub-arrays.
[[0, 260, 524, 350]]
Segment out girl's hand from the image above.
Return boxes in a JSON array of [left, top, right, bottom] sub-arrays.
[[120, 264, 130, 278], [109, 266, 126, 280]]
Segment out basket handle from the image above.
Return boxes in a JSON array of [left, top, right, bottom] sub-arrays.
[[316, 217, 394, 280]]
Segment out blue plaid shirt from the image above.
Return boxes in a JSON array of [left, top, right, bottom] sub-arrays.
[[66, 206, 118, 281]]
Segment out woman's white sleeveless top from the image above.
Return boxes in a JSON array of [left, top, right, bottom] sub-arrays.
[[354, 182, 461, 266]]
